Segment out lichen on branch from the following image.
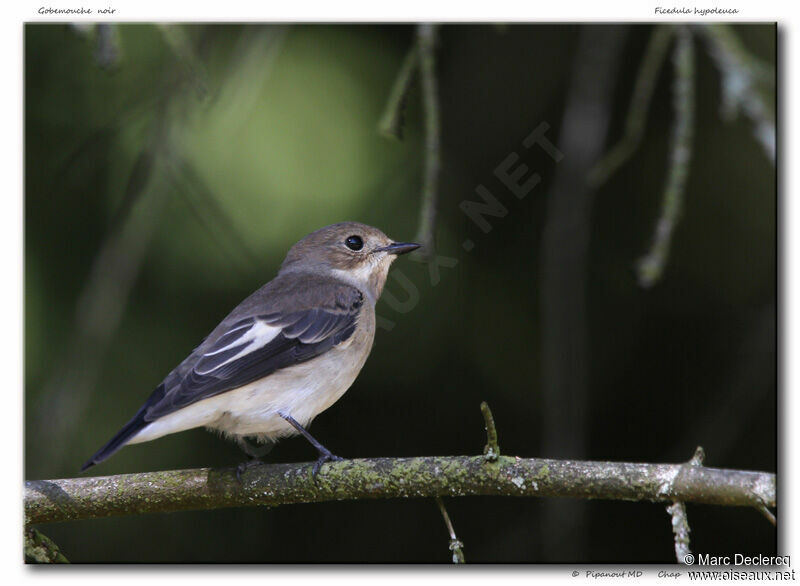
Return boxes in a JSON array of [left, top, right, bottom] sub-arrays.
[[25, 455, 775, 526]]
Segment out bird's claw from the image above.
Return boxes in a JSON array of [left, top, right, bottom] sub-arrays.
[[235, 459, 262, 483], [311, 451, 344, 481]]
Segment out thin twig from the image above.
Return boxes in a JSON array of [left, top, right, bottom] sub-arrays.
[[689, 445, 705, 466], [435, 497, 465, 564], [480, 402, 500, 461], [637, 26, 695, 288], [666, 446, 703, 563], [94, 24, 122, 69], [210, 26, 287, 135], [156, 24, 208, 98], [24, 527, 70, 563], [379, 43, 419, 141], [25, 455, 775, 526], [167, 156, 263, 277], [415, 23, 441, 260], [757, 504, 777, 527], [33, 35, 210, 468], [588, 26, 675, 187], [34, 99, 172, 466], [667, 502, 691, 562], [697, 24, 775, 163], [71, 24, 122, 70]]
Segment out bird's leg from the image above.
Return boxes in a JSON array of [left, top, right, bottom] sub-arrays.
[[279, 412, 344, 479], [235, 436, 275, 482]]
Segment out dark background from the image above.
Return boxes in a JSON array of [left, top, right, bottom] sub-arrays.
[[24, 23, 776, 562]]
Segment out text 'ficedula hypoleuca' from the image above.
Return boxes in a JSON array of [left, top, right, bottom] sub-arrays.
[[81, 222, 419, 476]]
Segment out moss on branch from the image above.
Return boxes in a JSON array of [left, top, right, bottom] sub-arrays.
[[25, 455, 775, 526]]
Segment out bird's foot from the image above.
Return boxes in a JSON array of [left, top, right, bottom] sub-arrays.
[[311, 449, 345, 481], [235, 458, 263, 483], [277, 412, 344, 481]]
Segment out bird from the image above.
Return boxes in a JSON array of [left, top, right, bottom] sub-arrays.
[[80, 222, 420, 478]]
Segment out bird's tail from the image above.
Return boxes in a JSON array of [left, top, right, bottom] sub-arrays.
[[80, 384, 165, 472]]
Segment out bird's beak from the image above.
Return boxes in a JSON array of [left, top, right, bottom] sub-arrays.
[[373, 242, 421, 255]]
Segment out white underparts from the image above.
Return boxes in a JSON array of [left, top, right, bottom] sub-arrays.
[[127, 324, 370, 445]]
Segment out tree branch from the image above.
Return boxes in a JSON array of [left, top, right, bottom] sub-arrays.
[[697, 24, 775, 163], [480, 401, 500, 461], [378, 24, 441, 259], [665, 446, 702, 563], [378, 43, 419, 141], [25, 455, 774, 526], [588, 25, 675, 187], [435, 497, 465, 564], [666, 502, 691, 562], [24, 527, 70, 563], [636, 26, 695, 288]]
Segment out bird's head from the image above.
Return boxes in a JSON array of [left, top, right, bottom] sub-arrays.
[[279, 222, 420, 301]]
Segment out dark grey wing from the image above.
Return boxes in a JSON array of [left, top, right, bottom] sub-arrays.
[[143, 288, 364, 421]]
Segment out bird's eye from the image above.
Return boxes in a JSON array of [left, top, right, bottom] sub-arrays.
[[345, 235, 364, 251]]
